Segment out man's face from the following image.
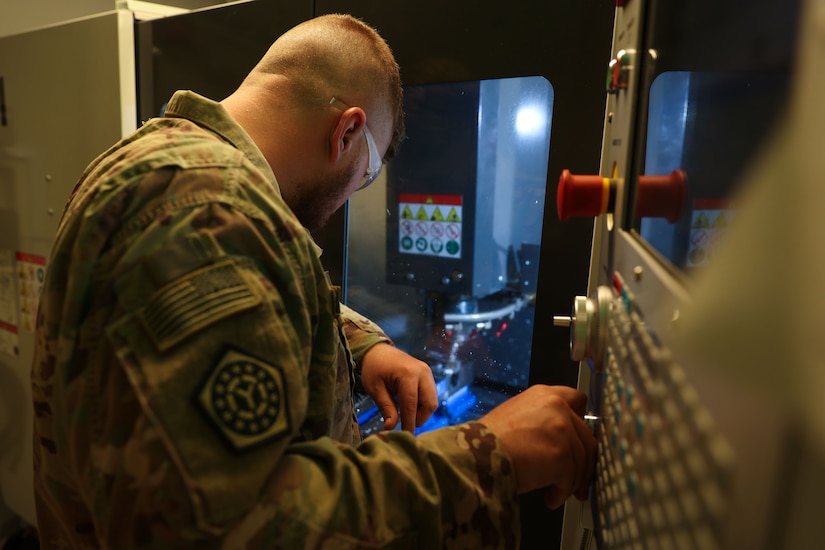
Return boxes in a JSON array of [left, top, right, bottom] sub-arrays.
[[287, 151, 361, 232]]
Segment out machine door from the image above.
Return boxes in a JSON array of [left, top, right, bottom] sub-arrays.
[[348, 76, 555, 433]]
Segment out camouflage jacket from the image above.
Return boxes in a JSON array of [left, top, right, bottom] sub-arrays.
[[30, 91, 519, 549]]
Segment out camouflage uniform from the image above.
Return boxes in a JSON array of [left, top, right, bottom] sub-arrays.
[[31, 91, 519, 549]]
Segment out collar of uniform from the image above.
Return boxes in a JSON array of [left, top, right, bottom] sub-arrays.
[[163, 90, 279, 196], [164, 91, 323, 257]]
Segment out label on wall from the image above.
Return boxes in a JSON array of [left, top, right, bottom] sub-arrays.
[[398, 193, 463, 259], [0, 249, 19, 356], [16, 251, 46, 333]]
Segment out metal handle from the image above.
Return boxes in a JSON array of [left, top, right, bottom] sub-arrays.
[[554, 286, 613, 368], [553, 316, 573, 327]]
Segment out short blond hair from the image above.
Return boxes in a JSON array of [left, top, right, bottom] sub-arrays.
[[248, 14, 405, 160]]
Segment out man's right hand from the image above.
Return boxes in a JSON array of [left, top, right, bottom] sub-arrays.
[[479, 384, 597, 509]]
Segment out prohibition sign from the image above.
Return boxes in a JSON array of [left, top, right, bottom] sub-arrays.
[[690, 229, 709, 248]]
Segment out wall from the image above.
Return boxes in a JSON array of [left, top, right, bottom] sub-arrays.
[[0, 0, 235, 37]]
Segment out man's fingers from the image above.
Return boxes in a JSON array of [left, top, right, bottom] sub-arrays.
[[415, 401, 435, 427], [398, 380, 420, 433], [569, 412, 597, 498], [552, 386, 588, 416], [543, 486, 567, 510], [415, 374, 439, 427], [370, 386, 398, 430]]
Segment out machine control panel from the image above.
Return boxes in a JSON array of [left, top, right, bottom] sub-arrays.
[[565, 278, 734, 549], [560, 0, 810, 545]]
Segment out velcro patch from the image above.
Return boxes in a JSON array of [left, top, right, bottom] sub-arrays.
[[139, 261, 261, 351], [196, 348, 292, 452]]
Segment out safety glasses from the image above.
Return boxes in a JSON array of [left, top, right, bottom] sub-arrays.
[[329, 97, 382, 190]]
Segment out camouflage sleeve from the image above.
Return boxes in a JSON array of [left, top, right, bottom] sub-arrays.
[[339, 303, 393, 366], [255, 421, 521, 549]]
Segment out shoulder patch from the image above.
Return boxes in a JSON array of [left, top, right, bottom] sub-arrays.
[[139, 260, 261, 351], [196, 348, 292, 452]]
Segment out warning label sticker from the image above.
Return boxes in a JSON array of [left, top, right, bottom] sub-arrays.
[[398, 193, 462, 259], [686, 199, 733, 267]]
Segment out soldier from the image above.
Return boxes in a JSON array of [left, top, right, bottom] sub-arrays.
[[30, 13, 595, 549]]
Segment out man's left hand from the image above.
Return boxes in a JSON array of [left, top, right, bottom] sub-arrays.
[[360, 343, 438, 433]]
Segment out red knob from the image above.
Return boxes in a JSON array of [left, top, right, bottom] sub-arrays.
[[636, 170, 687, 223], [557, 170, 613, 221]]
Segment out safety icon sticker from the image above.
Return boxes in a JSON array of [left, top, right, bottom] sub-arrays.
[[16, 251, 45, 333], [398, 193, 462, 259], [686, 199, 733, 267]]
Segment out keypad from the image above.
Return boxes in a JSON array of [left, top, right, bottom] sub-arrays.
[[592, 280, 734, 549]]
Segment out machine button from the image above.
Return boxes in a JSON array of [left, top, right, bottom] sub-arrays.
[[635, 169, 687, 222], [607, 50, 633, 93], [556, 170, 615, 221], [557, 170, 686, 222]]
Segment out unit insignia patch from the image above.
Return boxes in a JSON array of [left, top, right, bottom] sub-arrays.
[[197, 348, 291, 452]]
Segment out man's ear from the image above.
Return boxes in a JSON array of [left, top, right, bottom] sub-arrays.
[[329, 107, 366, 163]]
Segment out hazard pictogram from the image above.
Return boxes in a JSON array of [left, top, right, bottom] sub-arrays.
[[691, 229, 709, 248], [686, 201, 733, 268], [692, 212, 710, 229], [397, 194, 463, 259], [712, 213, 728, 228]]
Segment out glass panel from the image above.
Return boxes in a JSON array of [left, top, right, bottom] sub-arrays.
[[633, 0, 800, 271], [345, 76, 554, 435], [639, 70, 791, 269]]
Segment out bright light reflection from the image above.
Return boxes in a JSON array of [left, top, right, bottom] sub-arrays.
[[515, 105, 547, 137]]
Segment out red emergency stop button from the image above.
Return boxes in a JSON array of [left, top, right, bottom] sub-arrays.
[[557, 170, 615, 221], [635, 170, 687, 223]]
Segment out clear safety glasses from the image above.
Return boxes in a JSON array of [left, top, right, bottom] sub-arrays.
[[329, 97, 383, 190]]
